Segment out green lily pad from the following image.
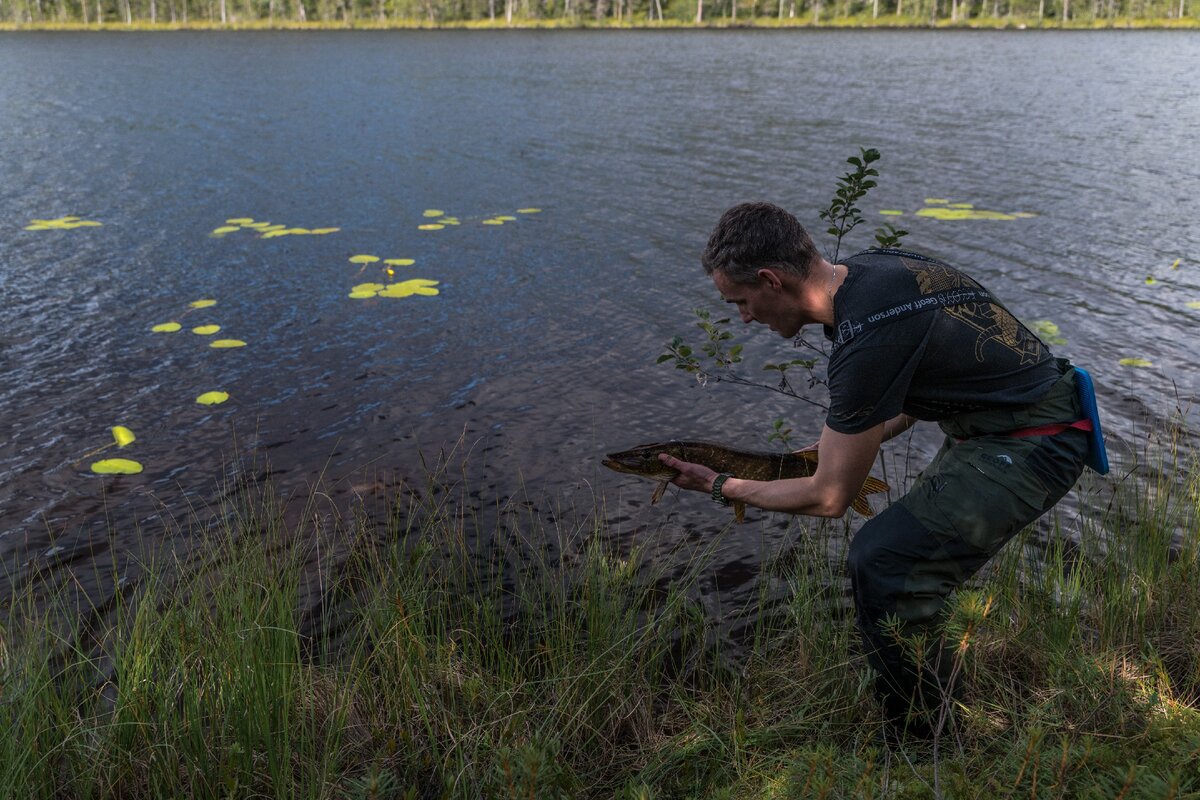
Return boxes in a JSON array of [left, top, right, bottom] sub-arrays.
[[482, 219, 504, 226], [384, 258, 415, 266], [916, 208, 1017, 221], [349, 255, 380, 264], [418, 224, 445, 231], [189, 299, 217, 309], [192, 324, 221, 335], [1119, 358, 1153, 367], [211, 226, 239, 235], [378, 279, 440, 298], [112, 426, 135, 447], [152, 322, 182, 333], [210, 339, 246, 349], [423, 209, 445, 217], [879, 210, 904, 216], [1029, 320, 1066, 345], [517, 208, 542, 214], [196, 391, 230, 405], [1186, 301, 1200, 310], [91, 458, 143, 475], [924, 198, 949, 205]]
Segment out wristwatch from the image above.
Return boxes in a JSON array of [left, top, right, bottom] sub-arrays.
[[711, 473, 733, 506]]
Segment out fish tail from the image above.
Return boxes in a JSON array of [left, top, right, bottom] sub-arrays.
[[851, 476, 891, 517]]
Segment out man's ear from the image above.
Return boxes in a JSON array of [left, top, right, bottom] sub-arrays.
[[756, 268, 785, 290]]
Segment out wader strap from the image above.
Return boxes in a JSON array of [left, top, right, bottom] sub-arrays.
[[833, 286, 997, 349]]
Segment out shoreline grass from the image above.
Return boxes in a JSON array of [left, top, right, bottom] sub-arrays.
[[2, 442, 1199, 798], [1, 16, 1197, 31]]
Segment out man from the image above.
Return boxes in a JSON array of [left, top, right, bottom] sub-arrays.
[[660, 202, 1090, 736]]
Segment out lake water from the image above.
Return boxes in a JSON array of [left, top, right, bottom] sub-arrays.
[[3, 30, 1199, 631]]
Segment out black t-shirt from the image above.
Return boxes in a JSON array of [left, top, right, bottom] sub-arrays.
[[824, 249, 1060, 435]]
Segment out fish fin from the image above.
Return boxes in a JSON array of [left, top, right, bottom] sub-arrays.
[[850, 494, 875, 517], [850, 476, 891, 517], [651, 480, 669, 505], [861, 476, 890, 495], [797, 449, 820, 465], [733, 501, 746, 524]]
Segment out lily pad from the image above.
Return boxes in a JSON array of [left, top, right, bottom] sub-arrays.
[[423, 209, 445, 217], [1171, 258, 1182, 269], [517, 208, 542, 214], [1029, 320, 1066, 345], [349, 255, 380, 264], [112, 426, 136, 447], [418, 224, 445, 231], [348, 290, 379, 299], [226, 218, 255, 225], [947, 203, 975, 209], [378, 279, 440, 298], [196, 391, 230, 405], [192, 324, 221, 335], [91, 458, 143, 475], [211, 226, 239, 235], [189, 299, 217, 309], [916, 208, 1017, 221], [482, 219, 504, 226], [384, 258, 415, 266], [495, 215, 517, 221], [879, 210, 904, 216], [152, 322, 182, 333], [1119, 358, 1153, 367], [1187, 301, 1200, 310], [210, 339, 246, 349], [311, 228, 340, 235], [1145, 277, 1159, 286], [924, 198, 949, 205], [352, 283, 385, 293]]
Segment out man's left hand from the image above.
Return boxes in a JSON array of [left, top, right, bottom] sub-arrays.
[[658, 453, 718, 493]]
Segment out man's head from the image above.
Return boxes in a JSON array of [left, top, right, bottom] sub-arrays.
[[701, 202, 819, 285]]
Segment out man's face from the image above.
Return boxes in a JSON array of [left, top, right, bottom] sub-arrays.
[[712, 269, 802, 338]]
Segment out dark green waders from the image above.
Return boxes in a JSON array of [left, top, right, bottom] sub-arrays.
[[847, 362, 1090, 732]]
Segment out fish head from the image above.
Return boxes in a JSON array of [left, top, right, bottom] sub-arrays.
[[602, 442, 683, 479]]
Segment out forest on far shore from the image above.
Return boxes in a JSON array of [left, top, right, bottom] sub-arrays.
[[2, 0, 1195, 28]]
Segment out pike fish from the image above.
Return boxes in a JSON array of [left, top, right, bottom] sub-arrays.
[[603, 440, 889, 523]]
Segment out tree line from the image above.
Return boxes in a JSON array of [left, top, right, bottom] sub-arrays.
[[1, 0, 1190, 26]]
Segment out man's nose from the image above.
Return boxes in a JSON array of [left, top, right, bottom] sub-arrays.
[[739, 309, 754, 324]]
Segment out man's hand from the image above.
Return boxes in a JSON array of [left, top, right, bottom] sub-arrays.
[[658, 453, 718, 494]]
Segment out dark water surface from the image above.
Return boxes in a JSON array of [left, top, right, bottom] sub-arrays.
[[3, 31, 1199, 630]]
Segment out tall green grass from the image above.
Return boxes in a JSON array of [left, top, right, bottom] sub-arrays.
[[2, 435, 1199, 798]]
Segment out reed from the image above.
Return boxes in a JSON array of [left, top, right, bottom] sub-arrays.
[[1, 432, 1198, 797]]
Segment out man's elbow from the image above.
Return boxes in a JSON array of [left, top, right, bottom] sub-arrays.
[[810, 486, 853, 518]]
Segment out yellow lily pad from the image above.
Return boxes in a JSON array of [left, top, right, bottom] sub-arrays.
[[349, 255, 380, 264], [352, 283, 385, 292], [1119, 358, 1153, 367], [517, 208, 542, 214], [879, 210, 904, 216], [310, 228, 340, 234], [244, 222, 271, 229], [495, 215, 517, 221], [1171, 258, 1181, 269], [112, 426, 136, 447], [196, 391, 230, 405], [384, 258, 415, 266], [91, 458, 143, 475], [226, 218, 255, 225], [947, 203, 974, 209], [916, 208, 1017, 221], [211, 226, 239, 235], [924, 198, 949, 205], [24, 224, 52, 230], [423, 209, 445, 217], [1145, 276, 1159, 286], [418, 224, 445, 231], [152, 322, 182, 333], [378, 278, 440, 298], [1011, 212, 1038, 219], [210, 339, 246, 348], [192, 324, 221, 335], [482, 219, 504, 226], [189, 299, 217, 309], [1187, 301, 1200, 310]]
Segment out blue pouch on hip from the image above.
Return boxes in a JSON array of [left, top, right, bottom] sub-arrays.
[[1074, 367, 1109, 475]]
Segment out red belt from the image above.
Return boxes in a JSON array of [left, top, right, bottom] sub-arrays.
[[1005, 419, 1093, 438], [957, 419, 1092, 443]]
